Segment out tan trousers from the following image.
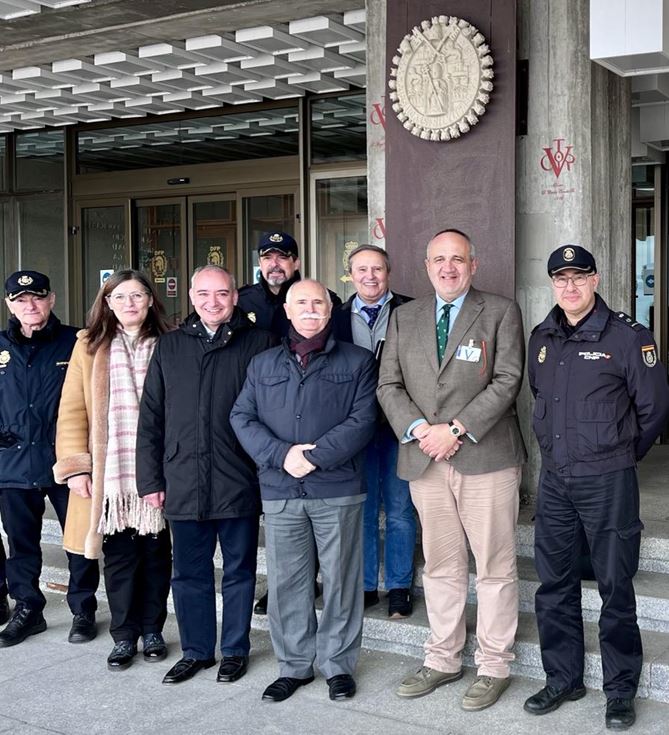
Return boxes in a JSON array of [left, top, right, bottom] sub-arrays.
[[410, 462, 521, 678]]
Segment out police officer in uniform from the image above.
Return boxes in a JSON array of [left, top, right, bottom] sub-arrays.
[[238, 231, 341, 614], [238, 232, 341, 339], [524, 246, 669, 731], [0, 271, 99, 647]]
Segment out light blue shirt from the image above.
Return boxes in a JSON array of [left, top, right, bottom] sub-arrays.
[[403, 289, 474, 443], [353, 291, 392, 323]]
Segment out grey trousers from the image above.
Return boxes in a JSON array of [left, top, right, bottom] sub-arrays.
[[263, 496, 364, 680]]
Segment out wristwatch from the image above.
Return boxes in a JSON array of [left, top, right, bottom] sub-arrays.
[[448, 421, 461, 437]]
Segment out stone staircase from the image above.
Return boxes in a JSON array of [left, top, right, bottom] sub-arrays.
[[3, 496, 668, 705]]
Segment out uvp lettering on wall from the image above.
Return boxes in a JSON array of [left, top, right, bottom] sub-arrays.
[[540, 137, 576, 200]]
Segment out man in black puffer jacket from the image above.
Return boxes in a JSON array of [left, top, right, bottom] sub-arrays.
[[0, 270, 99, 647], [137, 265, 276, 687]]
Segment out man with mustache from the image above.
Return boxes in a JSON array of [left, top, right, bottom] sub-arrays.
[[231, 279, 377, 703], [238, 231, 341, 615]]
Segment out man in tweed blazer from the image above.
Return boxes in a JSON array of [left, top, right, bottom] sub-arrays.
[[377, 229, 526, 711]]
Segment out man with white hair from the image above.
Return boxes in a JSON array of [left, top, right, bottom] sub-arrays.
[[231, 279, 377, 703]]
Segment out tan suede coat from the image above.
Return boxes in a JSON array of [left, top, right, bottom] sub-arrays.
[[53, 331, 110, 559]]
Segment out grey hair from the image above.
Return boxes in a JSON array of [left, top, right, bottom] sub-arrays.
[[285, 278, 332, 307], [426, 229, 476, 259], [346, 244, 391, 274], [190, 265, 236, 290]]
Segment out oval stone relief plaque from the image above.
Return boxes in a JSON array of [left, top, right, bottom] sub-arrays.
[[389, 15, 494, 141]]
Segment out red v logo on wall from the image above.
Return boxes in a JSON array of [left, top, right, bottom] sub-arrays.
[[540, 138, 576, 178]]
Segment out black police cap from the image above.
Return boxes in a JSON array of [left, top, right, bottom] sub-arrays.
[[547, 245, 597, 276], [5, 270, 51, 301], [258, 232, 298, 258]]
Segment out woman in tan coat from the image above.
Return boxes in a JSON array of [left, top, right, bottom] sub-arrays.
[[54, 269, 172, 671]]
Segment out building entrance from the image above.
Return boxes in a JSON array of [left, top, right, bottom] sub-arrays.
[[74, 189, 297, 323]]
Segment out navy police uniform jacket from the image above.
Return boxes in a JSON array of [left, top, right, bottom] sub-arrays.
[[528, 293, 669, 477], [238, 272, 342, 338], [230, 335, 378, 501], [0, 313, 77, 489]]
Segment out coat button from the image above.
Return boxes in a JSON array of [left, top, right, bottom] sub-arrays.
[[559, 361, 565, 366], [296, 414, 301, 420], [553, 397, 559, 402], [554, 434, 561, 439]]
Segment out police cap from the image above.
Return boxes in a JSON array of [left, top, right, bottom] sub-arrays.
[[5, 270, 51, 301], [547, 245, 597, 276], [258, 232, 298, 258]]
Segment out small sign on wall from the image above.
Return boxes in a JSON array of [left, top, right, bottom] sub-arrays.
[[100, 269, 113, 286], [166, 276, 178, 298]]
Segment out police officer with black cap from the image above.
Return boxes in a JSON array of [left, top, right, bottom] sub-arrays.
[[524, 246, 669, 731], [238, 232, 341, 615], [0, 270, 99, 647], [238, 232, 342, 339]]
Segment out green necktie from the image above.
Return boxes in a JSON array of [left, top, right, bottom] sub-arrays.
[[437, 303, 453, 363]]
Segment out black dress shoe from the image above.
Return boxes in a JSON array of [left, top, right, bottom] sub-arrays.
[[262, 675, 315, 702], [0, 606, 47, 647], [107, 640, 137, 671], [364, 590, 380, 608], [142, 633, 167, 662], [327, 674, 356, 701], [606, 698, 636, 730], [162, 657, 216, 684], [0, 593, 9, 626], [68, 612, 97, 643], [217, 655, 248, 682], [388, 588, 413, 618], [254, 592, 268, 615], [524, 684, 587, 715]]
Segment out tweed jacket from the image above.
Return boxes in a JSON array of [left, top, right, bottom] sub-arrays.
[[377, 287, 527, 480], [53, 331, 114, 559]]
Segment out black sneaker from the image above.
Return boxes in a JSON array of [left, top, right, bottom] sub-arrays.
[[0, 605, 47, 647], [0, 592, 9, 626], [388, 588, 413, 618]]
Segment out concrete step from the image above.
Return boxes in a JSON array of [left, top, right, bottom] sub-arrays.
[[28, 547, 669, 705], [31, 517, 669, 634]]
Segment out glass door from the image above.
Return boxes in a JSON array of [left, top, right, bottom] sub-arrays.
[[189, 195, 238, 275], [75, 199, 131, 320], [136, 198, 187, 325]]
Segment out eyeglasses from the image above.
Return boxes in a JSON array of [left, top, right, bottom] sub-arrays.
[[551, 274, 593, 288], [107, 291, 150, 304]]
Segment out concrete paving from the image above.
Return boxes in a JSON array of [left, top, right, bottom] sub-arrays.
[[1, 591, 668, 735]]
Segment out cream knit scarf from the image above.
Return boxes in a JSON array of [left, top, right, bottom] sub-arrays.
[[99, 329, 165, 536]]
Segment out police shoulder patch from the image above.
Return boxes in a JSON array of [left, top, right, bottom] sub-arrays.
[[641, 344, 658, 367], [615, 311, 644, 331]]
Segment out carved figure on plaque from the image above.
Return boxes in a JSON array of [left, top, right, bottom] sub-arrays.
[[389, 16, 494, 141]]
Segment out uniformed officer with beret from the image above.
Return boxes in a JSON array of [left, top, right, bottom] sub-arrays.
[[237, 232, 341, 615], [0, 270, 99, 647], [524, 246, 669, 731]]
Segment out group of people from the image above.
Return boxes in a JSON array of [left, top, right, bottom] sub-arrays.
[[0, 228, 666, 732]]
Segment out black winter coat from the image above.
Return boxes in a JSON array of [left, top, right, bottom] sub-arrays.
[[238, 272, 342, 338], [136, 308, 277, 521], [0, 313, 77, 489]]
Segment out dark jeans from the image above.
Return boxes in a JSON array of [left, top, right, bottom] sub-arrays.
[[0, 529, 7, 597], [363, 423, 416, 591], [534, 467, 643, 699], [170, 515, 258, 660], [103, 527, 172, 643], [0, 486, 99, 616]]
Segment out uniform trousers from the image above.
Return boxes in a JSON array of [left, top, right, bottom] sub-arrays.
[[170, 516, 258, 660], [0, 486, 99, 616], [363, 423, 416, 591], [534, 467, 643, 698], [102, 527, 172, 643], [0, 528, 7, 597], [409, 462, 521, 678]]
